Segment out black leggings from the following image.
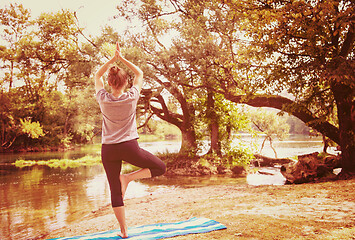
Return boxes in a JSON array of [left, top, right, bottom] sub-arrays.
[[101, 139, 166, 207]]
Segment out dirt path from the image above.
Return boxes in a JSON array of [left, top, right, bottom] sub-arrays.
[[44, 179, 355, 240]]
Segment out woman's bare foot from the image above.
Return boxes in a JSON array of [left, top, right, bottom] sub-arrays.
[[119, 174, 129, 198], [118, 230, 128, 238], [113, 206, 128, 239]]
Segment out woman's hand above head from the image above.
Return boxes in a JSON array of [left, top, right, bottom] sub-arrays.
[[95, 42, 122, 93], [115, 42, 143, 93], [112, 42, 123, 62], [116, 42, 123, 58]]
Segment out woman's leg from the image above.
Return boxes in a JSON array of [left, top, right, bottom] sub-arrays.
[[101, 144, 125, 206], [101, 144, 127, 237], [101, 140, 166, 237], [121, 140, 166, 177], [119, 140, 166, 197]]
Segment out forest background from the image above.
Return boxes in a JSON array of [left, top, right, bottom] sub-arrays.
[[0, 0, 354, 176]]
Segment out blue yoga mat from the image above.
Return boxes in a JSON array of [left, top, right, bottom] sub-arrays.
[[49, 217, 226, 240]]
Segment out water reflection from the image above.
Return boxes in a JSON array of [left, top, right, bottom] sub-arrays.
[[0, 165, 111, 240], [0, 141, 182, 240], [0, 164, 271, 240]]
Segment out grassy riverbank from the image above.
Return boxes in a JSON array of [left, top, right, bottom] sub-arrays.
[[44, 178, 355, 240]]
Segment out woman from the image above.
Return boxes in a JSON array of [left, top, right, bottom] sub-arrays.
[[95, 42, 166, 238]]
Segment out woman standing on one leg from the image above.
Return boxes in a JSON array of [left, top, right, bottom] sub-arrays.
[[94, 42, 166, 238]]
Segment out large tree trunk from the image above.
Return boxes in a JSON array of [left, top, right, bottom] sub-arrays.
[[329, 20, 355, 176], [207, 91, 221, 155], [210, 122, 220, 155], [332, 82, 355, 176], [149, 93, 198, 155], [180, 126, 197, 154]]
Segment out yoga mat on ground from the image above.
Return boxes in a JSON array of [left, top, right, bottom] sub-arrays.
[[49, 217, 227, 240]]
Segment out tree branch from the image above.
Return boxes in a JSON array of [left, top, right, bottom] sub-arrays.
[[223, 92, 340, 144], [137, 113, 154, 130], [150, 104, 182, 128], [339, 21, 355, 58]]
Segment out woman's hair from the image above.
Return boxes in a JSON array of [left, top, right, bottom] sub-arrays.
[[107, 66, 128, 89]]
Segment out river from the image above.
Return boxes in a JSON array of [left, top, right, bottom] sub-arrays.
[[0, 135, 335, 240]]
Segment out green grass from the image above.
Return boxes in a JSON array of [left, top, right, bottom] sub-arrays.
[[13, 155, 102, 170]]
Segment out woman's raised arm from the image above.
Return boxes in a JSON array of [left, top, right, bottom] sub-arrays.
[[115, 42, 143, 93]]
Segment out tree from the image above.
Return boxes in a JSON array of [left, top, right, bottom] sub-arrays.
[[20, 118, 45, 139], [250, 109, 290, 158], [115, 0, 354, 176], [113, 17, 199, 154], [0, 3, 30, 89], [0, 4, 100, 150], [219, 0, 354, 176], [116, 0, 250, 155]]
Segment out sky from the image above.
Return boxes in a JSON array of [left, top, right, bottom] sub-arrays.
[[0, 0, 127, 36]]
